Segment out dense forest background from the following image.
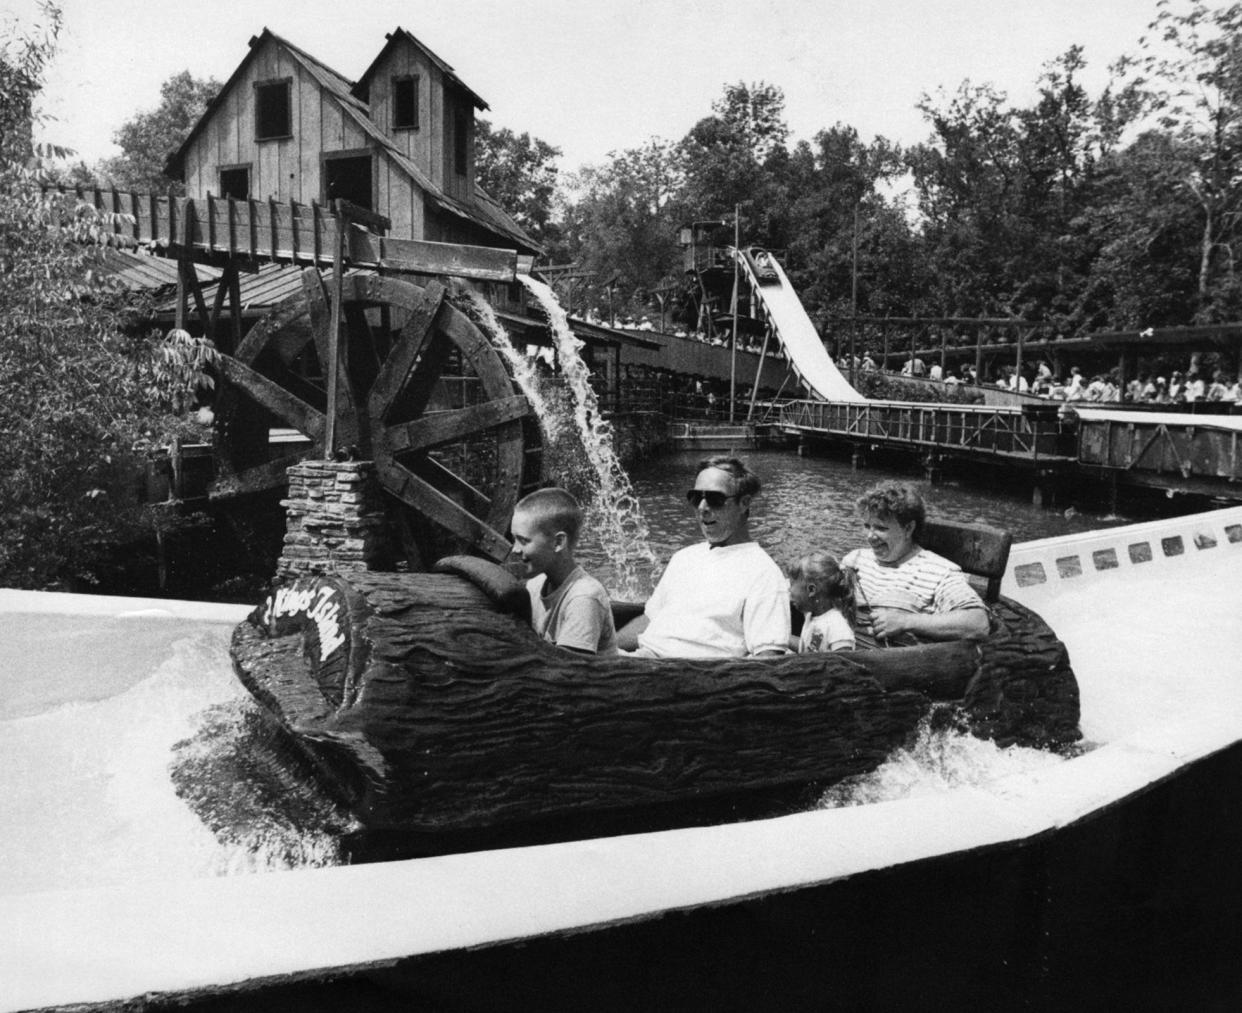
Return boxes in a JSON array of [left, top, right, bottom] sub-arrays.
[[56, 0, 1242, 337]]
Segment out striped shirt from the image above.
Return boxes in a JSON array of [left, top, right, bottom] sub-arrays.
[[842, 546, 985, 647]]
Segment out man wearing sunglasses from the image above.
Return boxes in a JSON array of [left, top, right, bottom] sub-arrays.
[[617, 456, 790, 658]]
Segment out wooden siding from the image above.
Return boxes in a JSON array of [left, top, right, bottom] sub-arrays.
[[183, 39, 368, 208], [363, 35, 476, 203], [441, 90, 473, 202], [179, 36, 481, 249], [429, 63, 445, 192], [367, 44, 435, 181]]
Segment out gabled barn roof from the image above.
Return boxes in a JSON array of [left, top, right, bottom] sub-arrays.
[[165, 28, 358, 181], [164, 28, 540, 254], [353, 27, 489, 111]]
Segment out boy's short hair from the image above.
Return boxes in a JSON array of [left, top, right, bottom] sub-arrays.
[[855, 481, 926, 542], [697, 455, 761, 499], [514, 487, 583, 545]]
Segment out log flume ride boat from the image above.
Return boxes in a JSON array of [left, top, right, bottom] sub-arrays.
[[229, 520, 1081, 852]]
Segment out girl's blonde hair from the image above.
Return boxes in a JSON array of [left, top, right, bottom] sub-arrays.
[[788, 551, 858, 627]]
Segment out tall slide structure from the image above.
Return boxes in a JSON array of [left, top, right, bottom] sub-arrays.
[[733, 247, 866, 403], [730, 246, 1242, 497]]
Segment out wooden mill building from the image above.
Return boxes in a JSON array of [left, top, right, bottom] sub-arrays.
[[165, 26, 537, 255]]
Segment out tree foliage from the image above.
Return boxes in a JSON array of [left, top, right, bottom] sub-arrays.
[[559, 138, 684, 302], [533, 1, 1242, 340], [1112, 0, 1242, 317], [474, 118, 561, 245], [680, 81, 791, 233], [0, 5, 215, 589], [99, 70, 220, 193]]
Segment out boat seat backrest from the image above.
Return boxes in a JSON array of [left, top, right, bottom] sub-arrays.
[[919, 519, 1013, 604]]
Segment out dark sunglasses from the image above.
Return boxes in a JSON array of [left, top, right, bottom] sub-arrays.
[[685, 489, 739, 509]]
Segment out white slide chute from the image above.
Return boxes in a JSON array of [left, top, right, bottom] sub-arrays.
[[734, 248, 866, 403]]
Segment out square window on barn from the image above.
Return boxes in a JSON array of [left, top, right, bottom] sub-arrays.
[[393, 75, 419, 130], [218, 167, 250, 200], [256, 79, 292, 140]]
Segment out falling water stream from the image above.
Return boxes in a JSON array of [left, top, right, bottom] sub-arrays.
[[470, 276, 658, 598], [457, 287, 561, 442]]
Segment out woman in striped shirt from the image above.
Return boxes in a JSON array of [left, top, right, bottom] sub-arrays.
[[843, 482, 990, 648]]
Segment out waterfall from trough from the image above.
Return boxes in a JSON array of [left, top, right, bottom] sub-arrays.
[[458, 288, 562, 442], [466, 280, 658, 599]]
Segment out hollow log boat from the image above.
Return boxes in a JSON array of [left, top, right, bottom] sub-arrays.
[[229, 549, 1081, 851]]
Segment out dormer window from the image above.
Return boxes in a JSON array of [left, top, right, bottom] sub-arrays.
[[393, 75, 419, 130], [255, 79, 291, 140]]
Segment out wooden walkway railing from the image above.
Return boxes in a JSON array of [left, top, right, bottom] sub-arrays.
[[778, 399, 1075, 464], [56, 187, 533, 283]]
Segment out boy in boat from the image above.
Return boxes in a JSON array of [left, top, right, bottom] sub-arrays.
[[510, 488, 618, 656], [617, 456, 790, 658], [844, 482, 990, 648]]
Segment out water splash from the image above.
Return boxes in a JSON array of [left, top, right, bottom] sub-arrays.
[[170, 699, 353, 873], [512, 276, 658, 599], [0, 624, 346, 896], [817, 710, 1073, 809], [457, 287, 562, 443]]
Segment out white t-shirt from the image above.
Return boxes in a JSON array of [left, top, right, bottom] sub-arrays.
[[799, 608, 855, 652], [527, 566, 617, 655], [638, 541, 790, 658]]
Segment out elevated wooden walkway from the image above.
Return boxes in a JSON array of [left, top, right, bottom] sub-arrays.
[[1076, 409, 1242, 498], [57, 186, 536, 357], [61, 187, 535, 282], [779, 398, 1242, 500], [778, 399, 1075, 466]]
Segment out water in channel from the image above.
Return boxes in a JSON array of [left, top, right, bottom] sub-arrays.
[[0, 444, 1148, 897], [575, 447, 1131, 600]]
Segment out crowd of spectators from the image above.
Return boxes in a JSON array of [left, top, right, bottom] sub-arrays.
[[591, 309, 787, 361], [584, 306, 1242, 412], [840, 352, 1242, 407], [993, 361, 1242, 405]]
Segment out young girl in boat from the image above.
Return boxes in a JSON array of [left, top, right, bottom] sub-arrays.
[[787, 551, 857, 653]]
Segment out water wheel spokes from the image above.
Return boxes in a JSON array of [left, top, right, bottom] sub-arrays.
[[370, 289, 530, 566], [210, 268, 539, 568], [210, 296, 330, 500]]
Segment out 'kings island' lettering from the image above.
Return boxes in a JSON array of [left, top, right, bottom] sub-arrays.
[[262, 584, 347, 661]]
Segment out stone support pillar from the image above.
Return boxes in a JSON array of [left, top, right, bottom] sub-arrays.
[[276, 461, 393, 581]]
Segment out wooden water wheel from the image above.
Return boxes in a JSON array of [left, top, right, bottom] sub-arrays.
[[209, 268, 540, 568]]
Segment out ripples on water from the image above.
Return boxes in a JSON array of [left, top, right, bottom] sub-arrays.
[[578, 448, 1130, 600]]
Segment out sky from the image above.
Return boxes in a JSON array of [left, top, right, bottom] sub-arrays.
[[11, 0, 1162, 174]]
